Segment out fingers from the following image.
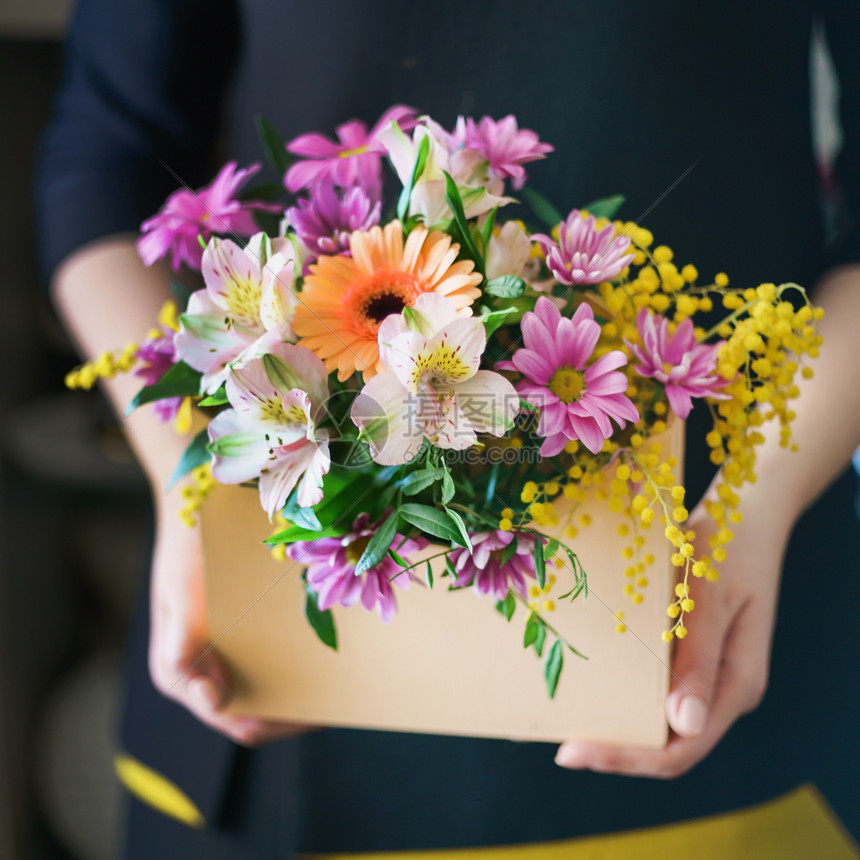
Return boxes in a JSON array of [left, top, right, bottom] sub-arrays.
[[665, 576, 731, 738], [555, 596, 771, 778]]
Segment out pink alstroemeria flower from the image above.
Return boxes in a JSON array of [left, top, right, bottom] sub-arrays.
[[498, 297, 639, 456], [207, 341, 331, 517], [626, 308, 731, 419], [533, 210, 634, 286], [285, 105, 417, 199], [174, 233, 297, 394], [285, 181, 381, 271], [351, 293, 519, 465], [449, 530, 539, 601], [454, 115, 553, 190], [287, 513, 427, 623], [137, 162, 277, 271]]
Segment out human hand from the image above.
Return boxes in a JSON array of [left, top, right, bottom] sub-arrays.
[[554, 485, 791, 777], [148, 493, 311, 746]]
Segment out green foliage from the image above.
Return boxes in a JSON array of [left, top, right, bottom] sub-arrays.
[[484, 275, 525, 298], [521, 186, 562, 228], [399, 503, 469, 547], [355, 512, 399, 575], [545, 639, 563, 698], [443, 171, 483, 272], [397, 133, 430, 221], [167, 430, 210, 491], [126, 361, 200, 414], [255, 114, 293, 176], [304, 587, 337, 651], [583, 193, 625, 220]]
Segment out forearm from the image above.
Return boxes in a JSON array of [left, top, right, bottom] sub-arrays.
[[52, 236, 191, 498], [736, 264, 860, 528]]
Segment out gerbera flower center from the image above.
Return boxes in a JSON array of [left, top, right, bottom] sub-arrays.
[[345, 535, 371, 566], [346, 269, 421, 334], [548, 366, 585, 403]]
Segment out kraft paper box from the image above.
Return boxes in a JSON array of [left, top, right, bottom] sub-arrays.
[[202, 421, 682, 747]]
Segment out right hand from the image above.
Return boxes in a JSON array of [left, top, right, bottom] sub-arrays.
[[148, 494, 310, 746]]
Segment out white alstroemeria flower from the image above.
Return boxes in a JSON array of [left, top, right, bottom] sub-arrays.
[[377, 121, 511, 227], [208, 339, 330, 516], [350, 294, 518, 465], [175, 233, 298, 394], [484, 220, 532, 282]]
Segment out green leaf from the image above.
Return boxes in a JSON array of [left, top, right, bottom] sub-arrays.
[[304, 587, 337, 651], [426, 560, 434, 589], [480, 205, 499, 257], [126, 361, 200, 414], [543, 538, 560, 561], [534, 621, 547, 657], [355, 512, 399, 575], [501, 590, 516, 621], [170, 280, 194, 310], [524, 613, 539, 648], [545, 639, 564, 698], [567, 642, 589, 660], [534, 536, 546, 589], [522, 186, 563, 228], [441, 468, 455, 505], [443, 171, 483, 271], [583, 194, 625, 220], [400, 503, 467, 546], [166, 429, 210, 491], [518, 398, 539, 413], [266, 523, 348, 545], [484, 275, 525, 299], [255, 114, 292, 176], [480, 306, 516, 339], [289, 505, 323, 532], [388, 548, 409, 568], [399, 468, 443, 496], [501, 537, 518, 566], [445, 555, 458, 580], [444, 507, 472, 551], [397, 132, 430, 221], [198, 386, 229, 407]]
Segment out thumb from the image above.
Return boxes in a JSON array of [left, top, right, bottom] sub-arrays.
[[665, 589, 728, 738], [176, 642, 233, 715]]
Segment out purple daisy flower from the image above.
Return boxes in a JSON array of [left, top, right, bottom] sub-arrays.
[[456, 115, 553, 190], [532, 210, 634, 286], [498, 297, 639, 456], [285, 105, 417, 200], [626, 308, 731, 418], [285, 181, 381, 270], [287, 513, 427, 623], [137, 162, 279, 271], [449, 530, 539, 601], [134, 334, 181, 422]]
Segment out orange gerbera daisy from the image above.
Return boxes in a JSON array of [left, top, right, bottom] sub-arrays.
[[292, 221, 483, 381]]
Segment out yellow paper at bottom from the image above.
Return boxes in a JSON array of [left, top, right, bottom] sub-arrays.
[[203, 422, 682, 747]]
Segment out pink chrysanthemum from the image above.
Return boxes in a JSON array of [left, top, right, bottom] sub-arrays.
[[626, 308, 731, 419], [134, 334, 180, 422], [449, 530, 539, 601], [455, 115, 553, 190], [285, 181, 381, 270], [532, 210, 634, 286], [498, 297, 639, 456], [287, 513, 427, 623], [137, 162, 277, 271], [285, 105, 417, 199]]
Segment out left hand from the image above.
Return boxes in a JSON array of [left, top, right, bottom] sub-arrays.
[[554, 485, 791, 778]]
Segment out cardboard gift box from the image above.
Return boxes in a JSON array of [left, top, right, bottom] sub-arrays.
[[202, 421, 682, 747]]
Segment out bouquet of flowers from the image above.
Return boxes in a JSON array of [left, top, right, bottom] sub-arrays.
[[66, 107, 821, 698]]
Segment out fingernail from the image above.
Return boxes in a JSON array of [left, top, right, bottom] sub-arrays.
[[188, 676, 224, 712], [554, 744, 585, 768], [676, 695, 708, 736]]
